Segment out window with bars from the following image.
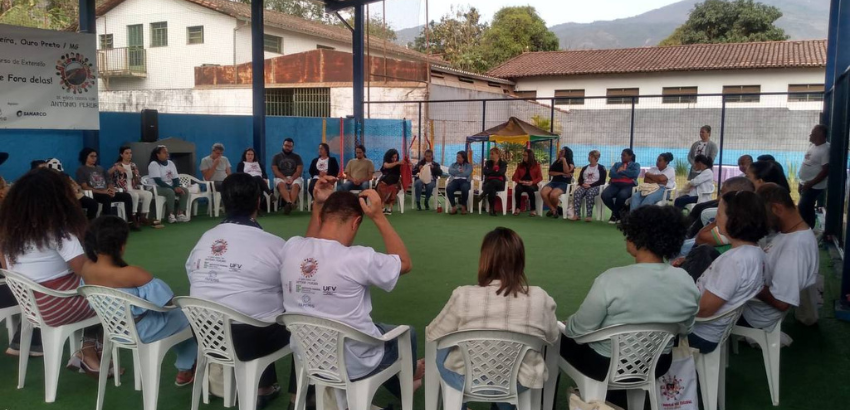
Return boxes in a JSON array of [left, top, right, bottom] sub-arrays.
[[554, 89, 585, 105], [788, 84, 824, 102], [266, 88, 330, 118], [723, 85, 761, 103], [187, 26, 204, 45], [606, 88, 639, 105], [662, 86, 698, 104], [264, 34, 283, 53], [99, 34, 113, 49], [514, 90, 537, 99], [150, 22, 168, 47]]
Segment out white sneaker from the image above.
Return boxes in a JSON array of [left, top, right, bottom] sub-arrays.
[[177, 214, 190, 223], [168, 214, 177, 224]]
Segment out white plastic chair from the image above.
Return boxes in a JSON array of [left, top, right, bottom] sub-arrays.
[[559, 182, 578, 219], [544, 322, 679, 410], [656, 187, 678, 206], [478, 177, 509, 216], [277, 313, 414, 410], [78, 285, 193, 410], [413, 176, 441, 211], [173, 296, 292, 410], [373, 172, 406, 214], [514, 181, 545, 216], [272, 178, 305, 213], [424, 330, 548, 410], [692, 306, 744, 410], [178, 174, 214, 220], [1, 269, 103, 403], [140, 176, 167, 222], [440, 177, 474, 214], [84, 190, 127, 221], [730, 300, 789, 406], [0, 277, 21, 343]]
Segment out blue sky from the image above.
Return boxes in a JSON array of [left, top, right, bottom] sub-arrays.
[[379, 0, 683, 30]]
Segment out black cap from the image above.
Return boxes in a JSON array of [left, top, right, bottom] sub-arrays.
[[0, 152, 8, 167]]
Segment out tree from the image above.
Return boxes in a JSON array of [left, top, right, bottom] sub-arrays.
[[660, 0, 789, 46], [479, 6, 559, 72], [411, 6, 488, 72], [0, 0, 98, 30]]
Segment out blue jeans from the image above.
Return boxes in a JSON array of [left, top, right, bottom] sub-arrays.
[[137, 309, 198, 371], [630, 187, 666, 211], [687, 333, 719, 354], [338, 180, 371, 192], [601, 183, 634, 220], [353, 323, 417, 400], [446, 179, 471, 208], [414, 179, 437, 207], [436, 348, 527, 410]]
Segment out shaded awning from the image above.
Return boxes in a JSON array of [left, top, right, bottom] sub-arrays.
[[467, 117, 559, 144]]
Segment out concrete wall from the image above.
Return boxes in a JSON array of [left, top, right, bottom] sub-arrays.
[[100, 89, 254, 114], [514, 68, 826, 109]]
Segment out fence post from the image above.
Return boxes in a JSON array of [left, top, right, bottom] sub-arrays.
[[549, 99, 555, 134], [629, 96, 636, 150], [418, 102, 423, 158], [717, 95, 727, 191], [482, 100, 487, 132]]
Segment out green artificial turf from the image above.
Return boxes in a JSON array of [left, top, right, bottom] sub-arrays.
[[1, 207, 848, 410]]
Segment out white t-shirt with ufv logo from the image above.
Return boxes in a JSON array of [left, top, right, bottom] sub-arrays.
[[187, 223, 287, 322], [280, 236, 401, 379]]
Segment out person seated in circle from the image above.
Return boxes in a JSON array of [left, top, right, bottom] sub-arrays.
[[148, 146, 191, 223], [446, 151, 473, 215], [236, 147, 272, 195], [746, 159, 791, 192], [630, 152, 676, 211], [540, 146, 575, 218], [111, 146, 158, 229], [308, 143, 340, 201], [674, 155, 714, 209], [427, 227, 558, 409], [339, 145, 375, 193], [77, 147, 140, 231], [561, 206, 699, 404], [412, 149, 443, 211], [473, 147, 508, 216], [688, 191, 769, 354], [376, 149, 405, 215], [511, 149, 543, 216], [271, 138, 304, 215], [81, 216, 198, 386], [570, 150, 607, 222], [200, 143, 232, 192], [601, 149, 640, 224]]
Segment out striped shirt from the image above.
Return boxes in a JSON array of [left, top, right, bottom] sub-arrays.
[[426, 281, 559, 388]]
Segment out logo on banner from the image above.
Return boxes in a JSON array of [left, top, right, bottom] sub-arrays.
[[55, 53, 95, 94]]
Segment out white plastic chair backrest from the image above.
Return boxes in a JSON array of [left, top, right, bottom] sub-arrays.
[[178, 174, 196, 188], [575, 323, 679, 387], [435, 330, 545, 400], [78, 285, 166, 347], [0, 268, 77, 328], [695, 305, 744, 346], [173, 296, 271, 366], [278, 313, 386, 385]]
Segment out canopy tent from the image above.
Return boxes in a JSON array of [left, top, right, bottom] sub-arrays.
[[466, 117, 560, 145]]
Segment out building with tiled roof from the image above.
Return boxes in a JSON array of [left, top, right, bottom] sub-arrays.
[[488, 40, 827, 108]]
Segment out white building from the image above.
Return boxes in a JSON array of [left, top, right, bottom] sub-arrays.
[[488, 40, 828, 109]]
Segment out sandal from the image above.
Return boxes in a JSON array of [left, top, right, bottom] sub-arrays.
[[529, 211, 537, 217], [546, 210, 554, 217], [151, 220, 165, 229], [513, 209, 521, 216]]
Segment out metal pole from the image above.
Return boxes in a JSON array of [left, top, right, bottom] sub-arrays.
[[823, 0, 841, 123], [418, 102, 423, 159], [251, 0, 266, 163], [717, 95, 727, 190], [629, 96, 636, 150], [482, 100, 487, 132], [353, 5, 366, 140], [549, 99, 555, 134], [79, 0, 99, 150], [827, 73, 849, 237]]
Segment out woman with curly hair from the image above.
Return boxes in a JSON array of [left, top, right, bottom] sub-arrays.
[[689, 191, 769, 354], [376, 148, 404, 215], [560, 206, 700, 393], [76, 147, 139, 231], [0, 169, 117, 375]]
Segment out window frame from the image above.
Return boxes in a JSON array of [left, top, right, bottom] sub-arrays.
[[514, 90, 537, 99], [187, 26, 204, 45], [316, 44, 335, 51], [265, 87, 331, 118], [264, 34, 283, 54], [554, 89, 585, 106], [606, 88, 640, 105], [99, 34, 113, 50], [723, 85, 761, 103], [150, 21, 168, 48], [788, 84, 825, 102], [662, 86, 698, 104]]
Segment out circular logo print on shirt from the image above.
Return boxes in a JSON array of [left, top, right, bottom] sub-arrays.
[[211, 239, 228, 256], [300, 258, 319, 278], [301, 294, 311, 304]]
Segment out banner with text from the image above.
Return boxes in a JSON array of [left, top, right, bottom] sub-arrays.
[[0, 24, 99, 130]]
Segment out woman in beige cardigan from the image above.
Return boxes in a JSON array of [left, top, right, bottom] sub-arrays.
[[426, 228, 558, 409]]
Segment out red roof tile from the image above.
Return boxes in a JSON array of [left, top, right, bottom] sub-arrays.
[[487, 40, 827, 79]]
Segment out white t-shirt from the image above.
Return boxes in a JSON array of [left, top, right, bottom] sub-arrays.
[[148, 161, 179, 184], [281, 236, 402, 379], [242, 162, 263, 178], [4, 235, 84, 283], [647, 166, 677, 189], [314, 158, 330, 179], [693, 245, 765, 343], [743, 229, 819, 330], [187, 223, 287, 321], [798, 143, 830, 189], [582, 165, 600, 185]]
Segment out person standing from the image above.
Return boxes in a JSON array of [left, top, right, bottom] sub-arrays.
[[307, 143, 340, 201], [111, 146, 158, 228], [271, 139, 304, 215], [688, 125, 718, 180], [76, 148, 139, 231], [339, 145, 375, 192], [797, 125, 830, 229], [200, 143, 232, 192], [413, 150, 443, 211], [512, 149, 543, 216]]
